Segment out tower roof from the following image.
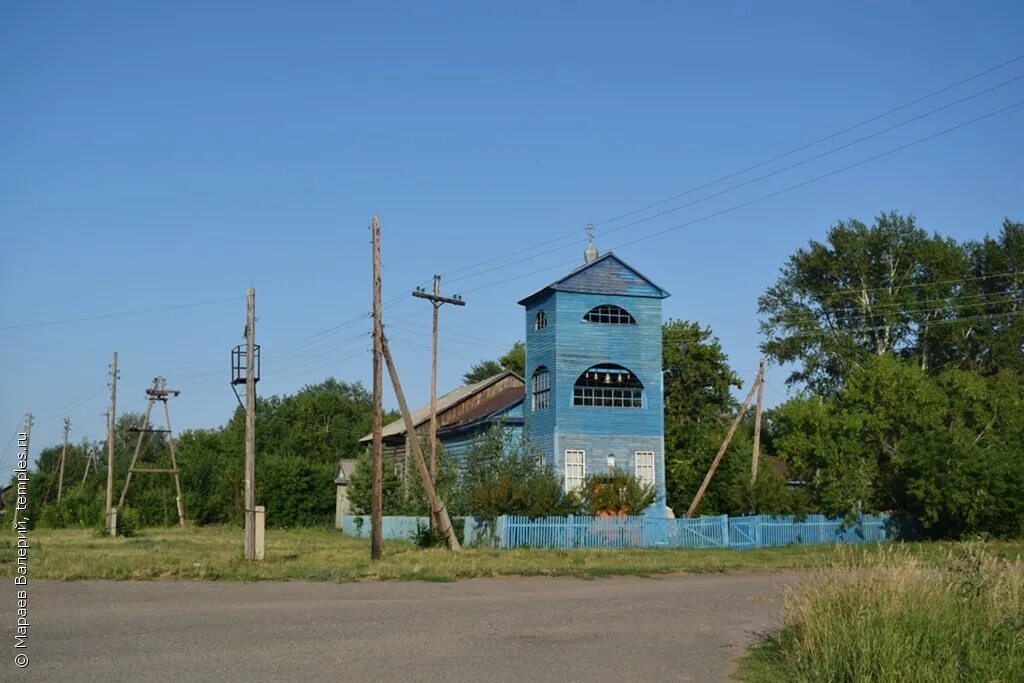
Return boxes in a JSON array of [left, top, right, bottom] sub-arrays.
[[517, 252, 670, 306]]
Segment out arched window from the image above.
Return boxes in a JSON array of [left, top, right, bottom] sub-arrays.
[[583, 305, 636, 325], [573, 364, 643, 408], [532, 366, 550, 411], [534, 310, 547, 330]]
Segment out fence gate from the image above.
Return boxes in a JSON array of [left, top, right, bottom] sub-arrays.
[[727, 516, 758, 549]]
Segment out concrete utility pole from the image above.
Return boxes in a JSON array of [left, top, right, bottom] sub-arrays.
[[12, 413, 32, 529], [751, 359, 766, 486], [686, 368, 761, 518], [244, 287, 257, 560], [381, 333, 462, 551], [56, 417, 70, 502], [105, 352, 118, 536], [370, 216, 384, 561], [117, 377, 186, 528], [413, 275, 465, 483]]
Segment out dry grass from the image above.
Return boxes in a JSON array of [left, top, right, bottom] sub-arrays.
[[3, 526, 1022, 583], [737, 543, 1024, 682]]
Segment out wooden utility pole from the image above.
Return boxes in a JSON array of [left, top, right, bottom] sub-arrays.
[[105, 352, 118, 535], [244, 287, 257, 560], [686, 370, 761, 518], [370, 216, 384, 561], [413, 275, 465, 483], [381, 333, 462, 551], [751, 359, 765, 486], [11, 413, 32, 530], [56, 417, 70, 502]]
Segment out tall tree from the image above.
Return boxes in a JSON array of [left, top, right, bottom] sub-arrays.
[[759, 213, 1022, 394], [462, 341, 525, 384]]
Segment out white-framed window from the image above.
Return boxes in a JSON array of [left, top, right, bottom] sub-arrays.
[[583, 304, 637, 325], [564, 450, 586, 492], [532, 366, 550, 411], [534, 310, 547, 330], [635, 451, 655, 489], [535, 453, 546, 468]]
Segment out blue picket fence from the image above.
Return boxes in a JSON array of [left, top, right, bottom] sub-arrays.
[[498, 513, 892, 550]]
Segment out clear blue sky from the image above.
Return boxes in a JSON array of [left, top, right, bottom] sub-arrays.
[[2, 1, 1022, 480]]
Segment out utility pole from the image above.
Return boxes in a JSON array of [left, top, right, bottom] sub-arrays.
[[413, 275, 465, 483], [370, 216, 384, 561], [105, 351, 118, 535], [244, 287, 257, 560], [381, 333, 462, 551], [117, 377, 187, 528], [56, 417, 70, 502], [11, 413, 32, 530], [686, 368, 761, 518], [751, 359, 765, 486]]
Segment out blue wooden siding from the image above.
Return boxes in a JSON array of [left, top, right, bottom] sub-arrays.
[[440, 402, 523, 464], [524, 290, 557, 463], [522, 253, 668, 508]]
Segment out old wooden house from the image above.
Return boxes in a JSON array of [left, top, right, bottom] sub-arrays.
[[357, 370, 524, 478]]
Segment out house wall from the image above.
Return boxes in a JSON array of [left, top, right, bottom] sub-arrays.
[[523, 290, 556, 462]]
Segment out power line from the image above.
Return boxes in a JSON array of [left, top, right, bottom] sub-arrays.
[[436, 54, 1024, 283], [595, 55, 1024, 227], [443, 72, 1024, 288], [772, 293, 1024, 328], [0, 296, 243, 331], [789, 310, 1024, 338], [453, 98, 1023, 299]]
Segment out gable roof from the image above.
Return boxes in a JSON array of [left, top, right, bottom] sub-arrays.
[[517, 252, 670, 306], [334, 459, 358, 485], [359, 370, 524, 442]]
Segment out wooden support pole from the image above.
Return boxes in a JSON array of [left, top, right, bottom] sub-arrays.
[[57, 417, 70, 502], [751, 359, 765, 486], [370, 216, 384, 561], [117, 388, 156, 512], [164, 399, 186, 527], [244, 287, 257, 559], [686, 373, 760, 518], [380, 333, 462, 551], [105, 352, 117, 535]]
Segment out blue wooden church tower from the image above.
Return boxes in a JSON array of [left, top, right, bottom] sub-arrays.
[[518, 235, 670, 510]]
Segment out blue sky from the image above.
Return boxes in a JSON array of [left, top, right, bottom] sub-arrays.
[[2, 1, 1022, 480]]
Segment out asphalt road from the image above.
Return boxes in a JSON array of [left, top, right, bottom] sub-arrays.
[[2, 573, 796, 682]]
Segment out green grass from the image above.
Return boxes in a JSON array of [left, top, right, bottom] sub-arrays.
[[3, 526, 1023, 583], [735, 544, 1024, 683]]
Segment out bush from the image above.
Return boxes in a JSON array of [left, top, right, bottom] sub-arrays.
[[37, 490, 104, 529], [737, 544, 1024, 682], [577, 468, 654, 515], [94, 505, 141, 538], [463, 425, 578, 519]]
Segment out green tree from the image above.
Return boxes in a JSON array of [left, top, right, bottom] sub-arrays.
[[661, 320, 742, 514], [462, 341, 525, 384], [462, 423, 577, 518], [758, 213, 1023, 394]]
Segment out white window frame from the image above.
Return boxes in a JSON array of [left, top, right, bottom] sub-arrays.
[[532, 367, 550, 411], [564, 450, 586, 492], [635, 451, 655, 489]]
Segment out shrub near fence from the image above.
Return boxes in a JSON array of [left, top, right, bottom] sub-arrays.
[[498, 514, 893, 550]]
